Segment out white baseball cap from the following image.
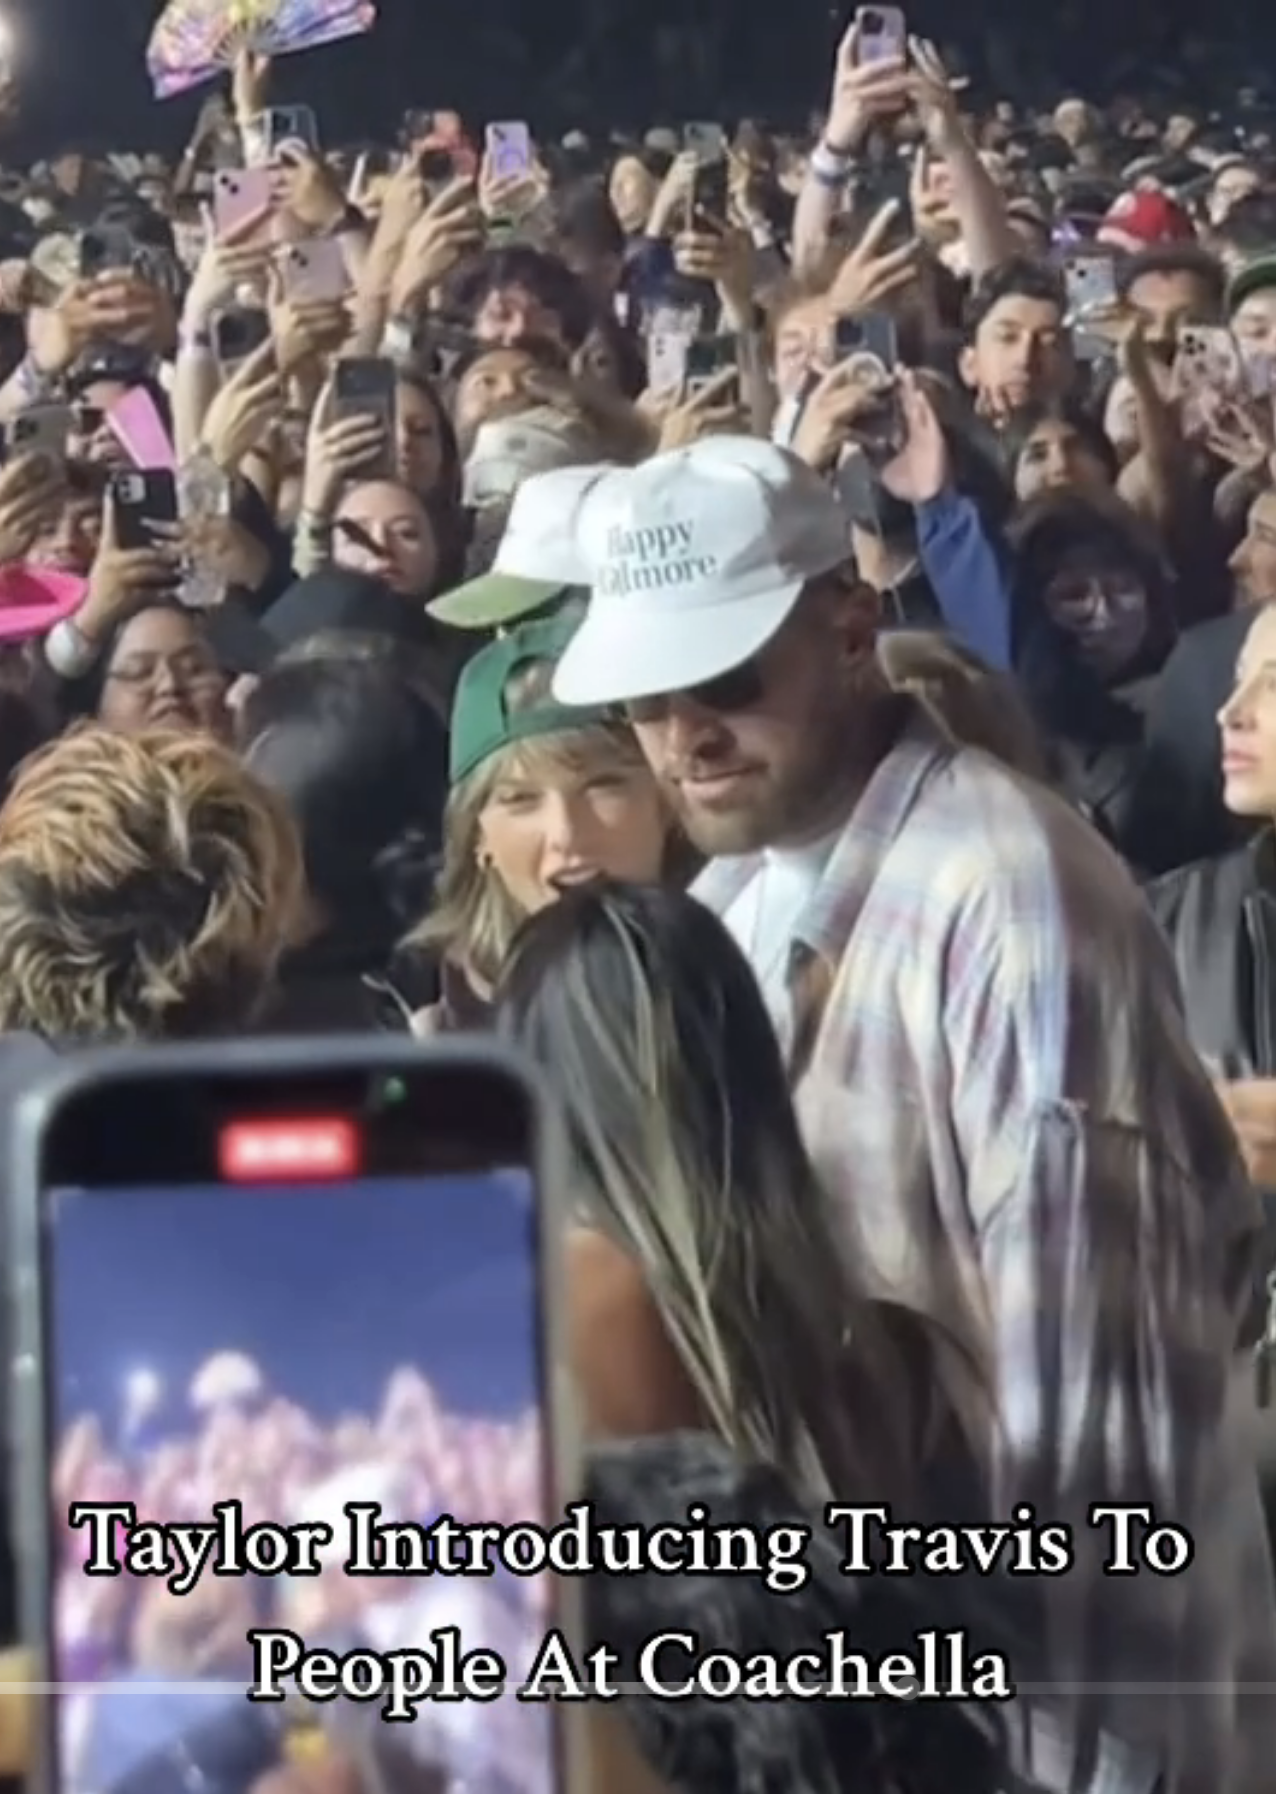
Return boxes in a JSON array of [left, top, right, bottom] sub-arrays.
[[429, 463, 611, 629], [552, 437, 851, 707]]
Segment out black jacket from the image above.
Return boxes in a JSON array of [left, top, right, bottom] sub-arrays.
[[1146, 832, 1276, 1079]]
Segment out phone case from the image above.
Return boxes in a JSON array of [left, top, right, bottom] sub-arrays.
[[279, 238, 351, 305], [79, 225, 135, 279], [106, 389, 176, 474], [485, 121, 531, 181], [112, 470, 179, 548], [647, 332, 689, 392], [8, 1038, 585, 1794], [8, 405, 71, 462], [266, 105, 319, 158], [1064, 257, 1118, 317], [210, 307, 272, 369], [212, 167, 273, 241], [856, 6, 906, 61]]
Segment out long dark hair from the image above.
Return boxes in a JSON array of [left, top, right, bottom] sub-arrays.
[[498, 882, 982, 1512], [238, 657, 447, 946]]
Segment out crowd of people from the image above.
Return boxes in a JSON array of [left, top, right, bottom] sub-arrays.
[[5, 8, 1276, 1794]]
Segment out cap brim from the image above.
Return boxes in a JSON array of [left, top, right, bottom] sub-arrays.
[[1229, 258, 1276, 313], [427, 574, 569, 630], [552, 580, 803, 707]]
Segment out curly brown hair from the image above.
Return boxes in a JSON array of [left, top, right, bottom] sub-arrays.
[[0, 724, 303, 1042]]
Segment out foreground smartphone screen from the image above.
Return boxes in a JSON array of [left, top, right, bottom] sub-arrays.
[[14, 1044, 569, 1794]]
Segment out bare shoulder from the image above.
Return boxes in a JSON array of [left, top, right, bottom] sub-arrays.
[[565, 1228, 703, 1439]]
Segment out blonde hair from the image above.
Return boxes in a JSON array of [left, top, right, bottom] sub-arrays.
[[877, 630, 1058, 787], [412, 729, 654, 990], [0, 724, 303, 1042]]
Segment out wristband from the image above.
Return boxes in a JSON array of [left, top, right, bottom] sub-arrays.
[[44, 617, 99, 679], [809, 142, 855, 188]]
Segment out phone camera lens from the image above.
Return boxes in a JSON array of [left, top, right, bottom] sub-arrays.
[[862, 9, 884, 29]]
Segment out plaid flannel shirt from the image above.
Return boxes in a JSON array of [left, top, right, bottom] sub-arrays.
[[695, 714, 1276, 1794]]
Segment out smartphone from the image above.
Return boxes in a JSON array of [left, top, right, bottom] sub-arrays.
[[854, 5, 907, 63], [1175, 324, 1245, 396], [212, 166, 273, 241], [646, 330, 689, 392], [417, 144, 456, 183], [264, 104, 320, 160], [1063, 252, 1118, 321], [105, 388, 176, 474], [8, 403, 72, 462], [691, 158, 730, 227], [684, 334, 738, 397], [211, 304, 273, 372], [835, 309, 899, 376], [10, 1038, 580, 1794], [77, 223, 135, 280], [332, 356, 397, 478], [108, 467, 179, 549], [486, 120, 532, 182], [277, 237, 351, 305], [835, 312, 903, 461]]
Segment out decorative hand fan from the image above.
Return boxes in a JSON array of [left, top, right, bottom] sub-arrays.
[[147, 0, 376, 99]]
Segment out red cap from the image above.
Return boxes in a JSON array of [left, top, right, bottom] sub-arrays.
[[1098, 190, 1196, 249]]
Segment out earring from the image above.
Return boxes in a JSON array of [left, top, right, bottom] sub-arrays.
[[476, 847, 494, 871]]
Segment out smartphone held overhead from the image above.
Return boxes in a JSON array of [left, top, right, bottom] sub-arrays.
[[212, 166, 274, 241], [485, 120, 532, 181], [854, 5, 907, 62], [10, 1039, 580, 1794], [108, 468, 179, 550], [277, 236, 352, 305]]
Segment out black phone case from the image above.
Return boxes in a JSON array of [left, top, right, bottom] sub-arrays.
[[113, 473, 178, 550]]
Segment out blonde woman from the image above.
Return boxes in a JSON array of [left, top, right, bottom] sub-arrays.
[[409, 614, 679, 1032], [0, 724, 302, 1043]]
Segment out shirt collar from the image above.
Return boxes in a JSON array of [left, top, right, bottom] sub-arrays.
[[693, 705, 955, 964]]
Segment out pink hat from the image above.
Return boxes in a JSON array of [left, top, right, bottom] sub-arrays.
[[0, 563, 87, 643], [1098, 190, 1196, 250]]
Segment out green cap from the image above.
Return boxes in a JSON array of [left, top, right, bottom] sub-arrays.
[[427, 573, 573, 630], [1228, 254, 1276, 314], [449, 613, 610, 785]]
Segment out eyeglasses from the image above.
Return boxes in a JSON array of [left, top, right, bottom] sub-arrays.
[[625, 657, 766, 725]]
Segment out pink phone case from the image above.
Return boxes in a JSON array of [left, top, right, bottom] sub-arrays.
[[106, 389, 176, 474], [212, 168, 273, 241], [278, 238, 351, 305]]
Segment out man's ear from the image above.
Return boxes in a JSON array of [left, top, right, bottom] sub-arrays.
[[958, 342, 978, 391]]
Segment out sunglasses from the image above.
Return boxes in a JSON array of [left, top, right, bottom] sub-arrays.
[[625, 656, 766, 725]]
